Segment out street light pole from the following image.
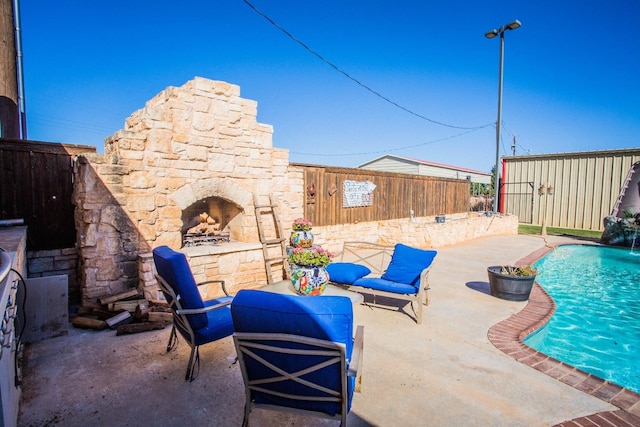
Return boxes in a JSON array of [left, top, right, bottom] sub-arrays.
[[485, 19, 521, 213]]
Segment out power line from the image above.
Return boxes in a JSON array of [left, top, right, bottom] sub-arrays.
[[29, 112, 116, 135], [29, 94, 126, 122], [243, 0, 493, 131], [500, 121, 534, 155], [290, 127, 485, 157]]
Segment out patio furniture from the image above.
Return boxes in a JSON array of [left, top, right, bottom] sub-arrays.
[[152, 245, 234, 381], [231, 289, 364, 426], [326, 242, 437, 324]]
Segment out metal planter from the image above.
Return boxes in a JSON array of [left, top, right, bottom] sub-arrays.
[[487, 266, 536, 301]]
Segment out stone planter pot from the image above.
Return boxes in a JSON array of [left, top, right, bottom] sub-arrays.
[[487, 266, 536, 301]]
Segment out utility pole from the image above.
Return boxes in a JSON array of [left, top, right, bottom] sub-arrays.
[[511, 135, 517, 156], [0, 0, 20, 138]]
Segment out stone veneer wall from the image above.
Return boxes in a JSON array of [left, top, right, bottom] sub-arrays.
[[313, 212, 518, 255], [73, 77, 304, 305], [72, 77, 518, 306]]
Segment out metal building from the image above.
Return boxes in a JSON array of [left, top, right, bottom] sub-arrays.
[[358, 154, 492, 184], [502, 148, 640, 231]]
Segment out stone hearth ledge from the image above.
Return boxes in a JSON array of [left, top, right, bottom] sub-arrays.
[[180, 242, 262, 258]]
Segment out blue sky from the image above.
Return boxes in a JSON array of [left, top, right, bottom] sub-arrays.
[[18, 0, 640, 172]]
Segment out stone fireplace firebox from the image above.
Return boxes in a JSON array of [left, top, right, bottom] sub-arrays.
[[181, 196, 239, 245], [72, 77, 304, 305]]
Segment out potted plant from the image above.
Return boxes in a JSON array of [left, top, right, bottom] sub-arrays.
[[292, 217, 312, 231], [486, 265, 537, 301], [288, 246, 333, 296], [288, 246, 333, 268], [290, 217, 314, 248]]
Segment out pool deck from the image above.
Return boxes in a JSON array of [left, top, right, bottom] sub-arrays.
[[490, 240, 640, 426], [17, 234, 640, 426]]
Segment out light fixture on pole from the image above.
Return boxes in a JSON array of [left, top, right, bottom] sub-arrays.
[[485, 19, 521, 213], [538, 183, 554, 235]]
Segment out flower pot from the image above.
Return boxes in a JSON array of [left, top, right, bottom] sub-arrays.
[[487, 266, 536, 301], [290, 264, 329, 296], [290, 230, 314, 248]]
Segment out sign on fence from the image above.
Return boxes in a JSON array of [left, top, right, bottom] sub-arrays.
[[342, 180, 376, 208]]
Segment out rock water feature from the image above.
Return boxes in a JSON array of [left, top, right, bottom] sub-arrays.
[[600, 215, 640, 248], [601, 161, 640, 249], [629, 224, 640, 256]]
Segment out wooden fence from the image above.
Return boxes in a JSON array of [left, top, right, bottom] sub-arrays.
[[297, 163, 470, 227], [0, 138, 96, 250]]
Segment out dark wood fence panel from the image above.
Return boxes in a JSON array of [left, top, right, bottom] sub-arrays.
[[297, 164, 469, 227], [0, 138, 96, 250]]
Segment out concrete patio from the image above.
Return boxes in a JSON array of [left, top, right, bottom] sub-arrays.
[[16, 234, 637, 426]]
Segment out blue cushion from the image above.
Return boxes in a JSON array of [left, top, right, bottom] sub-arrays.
[[231, 290, 353, 355], [326, 262, 371, 285], [191, 296, 234, 345], [231, 290, 354, 415], [352, 277, 418, 295], [153, 246, 208, 330], [381, 243, 437, 287]]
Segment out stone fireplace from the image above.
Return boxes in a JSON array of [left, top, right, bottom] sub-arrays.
[[73, 77, 304, 305]]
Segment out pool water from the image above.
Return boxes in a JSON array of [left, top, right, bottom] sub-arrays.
[[524, 244, 640, 393]]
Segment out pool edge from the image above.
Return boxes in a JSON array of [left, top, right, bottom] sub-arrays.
[[487, 240, 640, 424]]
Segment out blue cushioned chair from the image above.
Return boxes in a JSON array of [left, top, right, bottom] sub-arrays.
[[327, 242, 437, 325], [231, 290, 364, 426], [153, 245, 234, 381]]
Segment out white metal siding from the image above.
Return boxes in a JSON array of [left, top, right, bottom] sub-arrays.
[[360, 157, 491, 184], [359, 158, 420, 175]]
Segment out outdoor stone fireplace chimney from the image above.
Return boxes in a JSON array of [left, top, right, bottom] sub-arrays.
[[73, 77, 303, 305]]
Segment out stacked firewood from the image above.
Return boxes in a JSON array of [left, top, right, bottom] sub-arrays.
[[71, 289, 173, 335], [187, 212, 221, 235]]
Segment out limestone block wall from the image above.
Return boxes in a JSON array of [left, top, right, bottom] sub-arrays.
[[102, 77, 300, 248], [73, 153, 151, 302], [312, 213, 519, 255], [73, 77, 303, 305], [188, 247, 269, 298]]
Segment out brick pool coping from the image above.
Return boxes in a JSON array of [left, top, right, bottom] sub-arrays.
[[486, 242, 640, 426]]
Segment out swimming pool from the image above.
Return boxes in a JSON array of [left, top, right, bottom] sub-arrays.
[[524, 244, 640, 393]]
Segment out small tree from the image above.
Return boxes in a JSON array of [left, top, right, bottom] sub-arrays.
[[471, 182, 489, 196], [490, 165, 499, 197]]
